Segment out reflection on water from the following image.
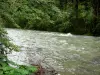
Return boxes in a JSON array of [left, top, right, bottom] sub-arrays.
[[7, 28, 100, 75]]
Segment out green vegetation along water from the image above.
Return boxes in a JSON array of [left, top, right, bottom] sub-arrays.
[[7, 28, 100, 75]]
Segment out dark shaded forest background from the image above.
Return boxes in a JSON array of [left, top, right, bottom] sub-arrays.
[[0, 0, 100, 36]]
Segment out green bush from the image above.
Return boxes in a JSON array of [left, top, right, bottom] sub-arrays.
[[0, 26, 37, 75], [0, 62, 37, 75]]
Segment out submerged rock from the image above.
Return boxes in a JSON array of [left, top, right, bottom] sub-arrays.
[[30, 64, 59, 75]]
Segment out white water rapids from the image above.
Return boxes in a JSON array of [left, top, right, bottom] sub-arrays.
[[7, 28, 100, 75]]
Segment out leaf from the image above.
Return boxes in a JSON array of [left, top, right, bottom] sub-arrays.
[[17, 69, 29, 75], [27, 66, 38, 72], [0, 70, 3, 75]]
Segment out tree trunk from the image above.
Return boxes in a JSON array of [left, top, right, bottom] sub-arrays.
[[75, 0, 78, 19], [92, 0, 100, 35], [72, 0, 74, 3], [92, 0, 99, 32]]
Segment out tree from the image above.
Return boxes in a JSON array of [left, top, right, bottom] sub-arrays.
[[75, 0, 79, 19], [0, 25, 19, 63], [92, 0, 100, 35]]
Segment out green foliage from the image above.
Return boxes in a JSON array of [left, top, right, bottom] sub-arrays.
[[0, 62, 37, 75], [0, 26, 19, 52], [0, 0, 100, 35], [0, 25, 37, 75]]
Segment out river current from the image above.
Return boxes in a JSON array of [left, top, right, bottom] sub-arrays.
[[7, 28, 100, 75]]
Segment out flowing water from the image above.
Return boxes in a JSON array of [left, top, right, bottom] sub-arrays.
[[7, 28, 100, 75]]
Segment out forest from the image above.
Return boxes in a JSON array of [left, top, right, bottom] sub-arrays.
[[0, 0, 100, 36], [0, 0, 100, 75]]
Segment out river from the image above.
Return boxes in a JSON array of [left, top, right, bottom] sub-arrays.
[[7, 28, 100, 75]]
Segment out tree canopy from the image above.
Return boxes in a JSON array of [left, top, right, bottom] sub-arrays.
[[0, 0, 100, 35]]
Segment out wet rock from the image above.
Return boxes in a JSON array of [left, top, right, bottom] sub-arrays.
[[44, 69, 58, 75], [30, 64, 59, 75]]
